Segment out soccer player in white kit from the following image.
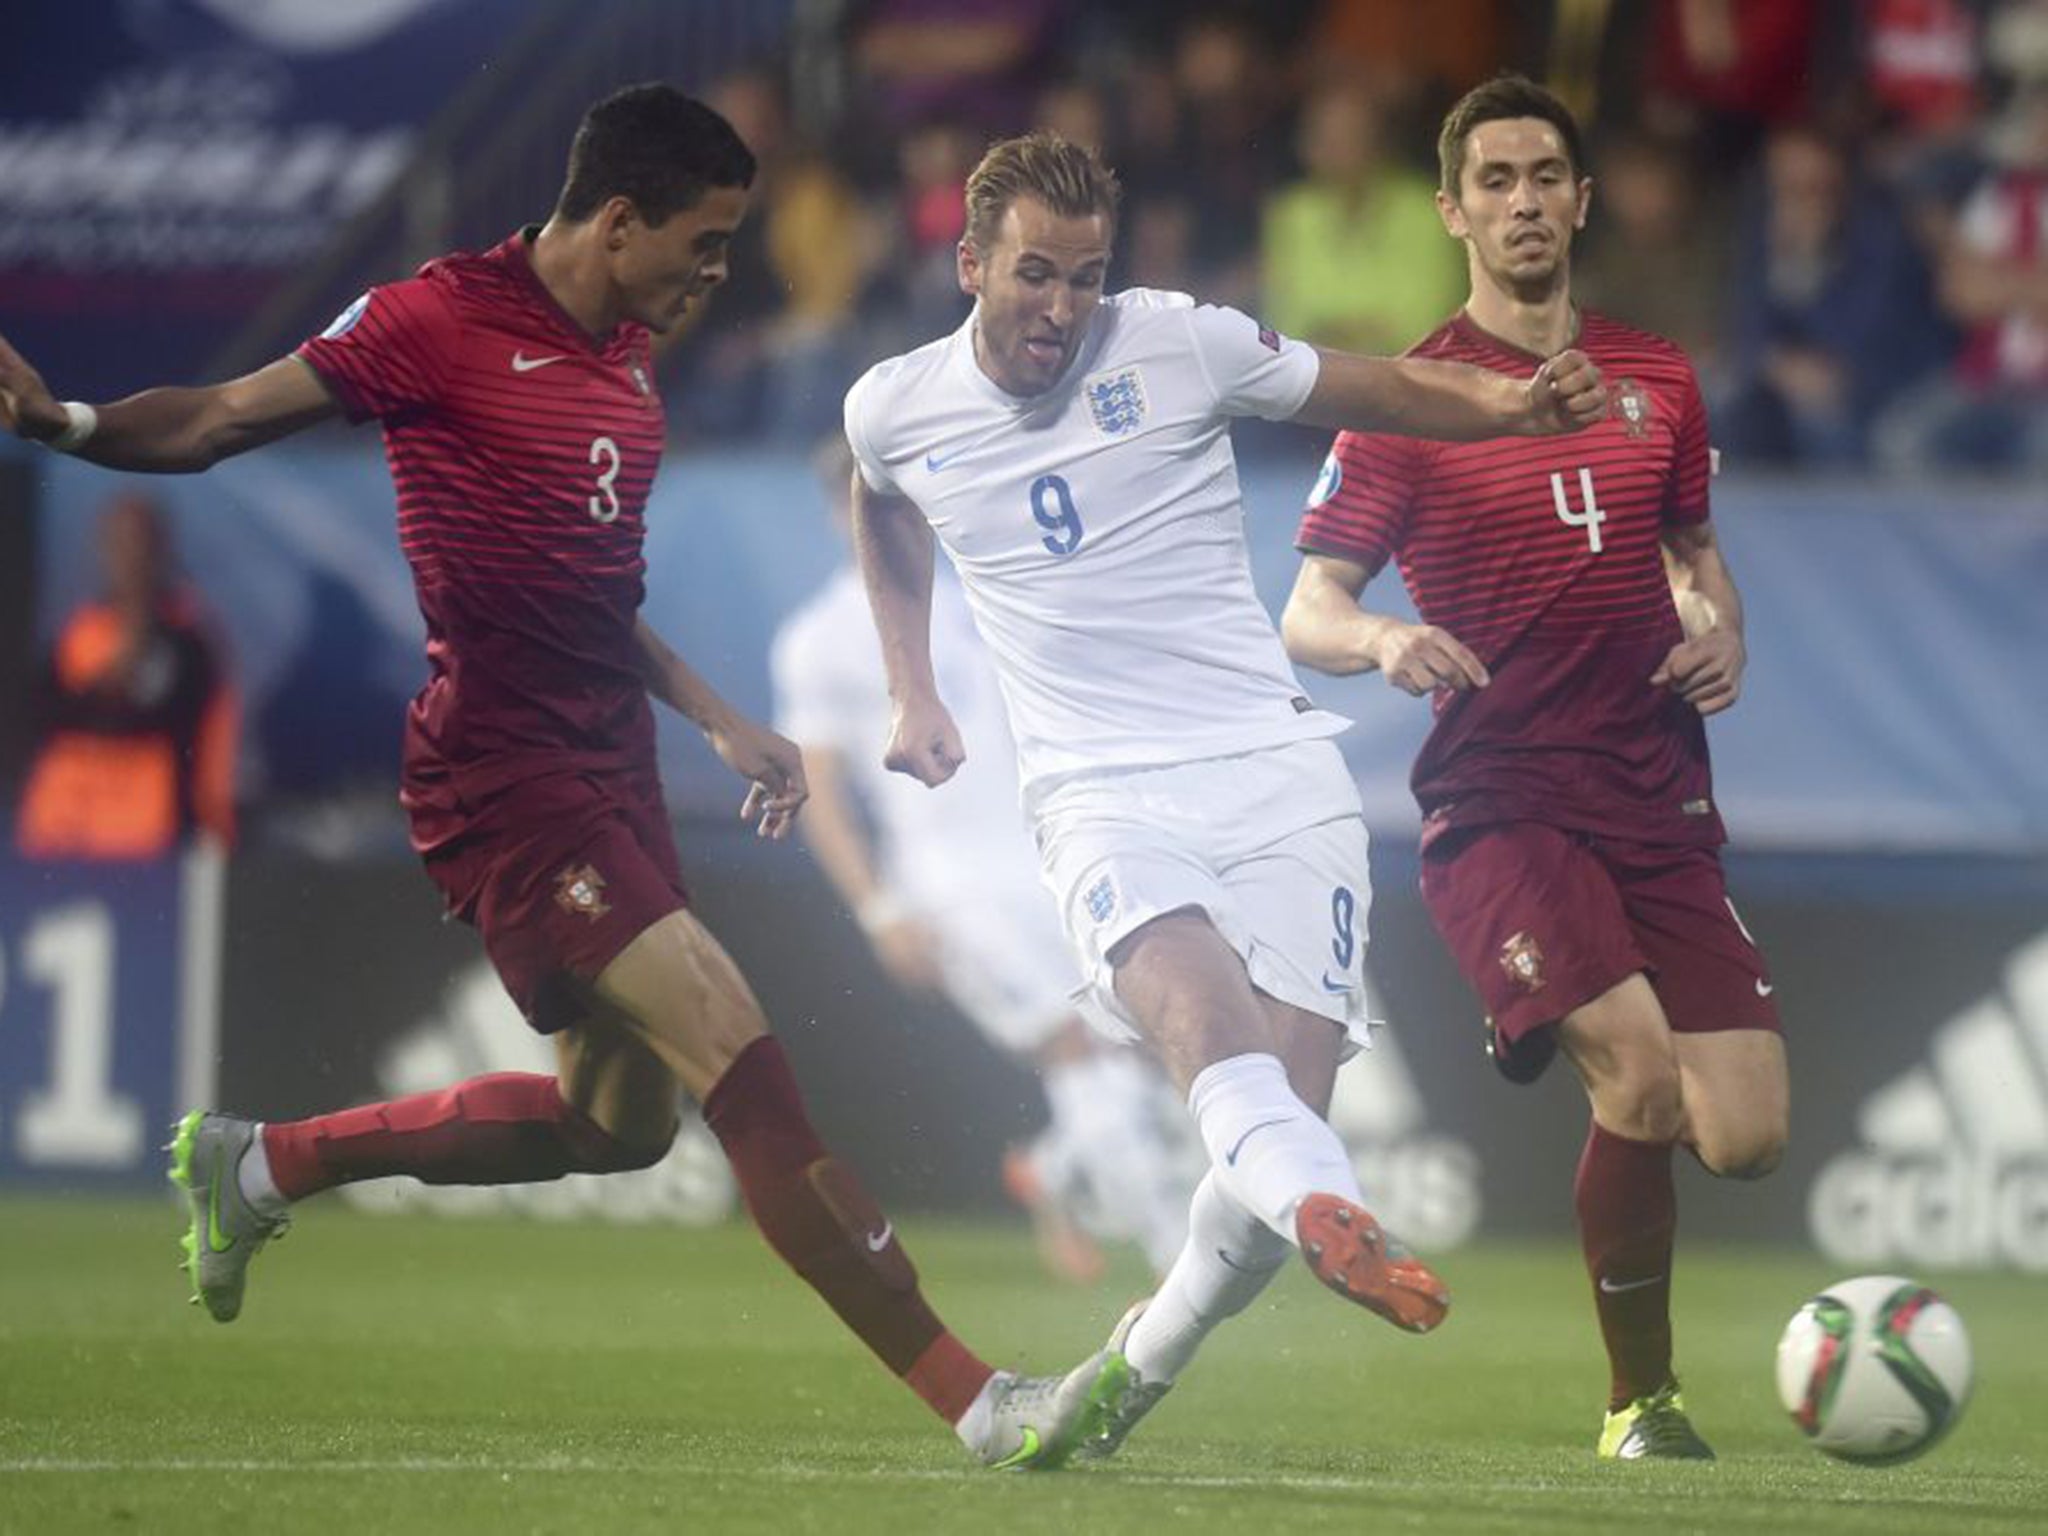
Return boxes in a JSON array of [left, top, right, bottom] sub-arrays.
[[845, 132, 1606, 1453], [773, 442, 1194, 1282]]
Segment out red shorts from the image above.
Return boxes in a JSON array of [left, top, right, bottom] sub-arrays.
[[1418, 821, 1779, 1055], [418, 772, 689, 1033]]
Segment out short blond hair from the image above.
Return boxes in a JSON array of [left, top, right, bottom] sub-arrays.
[[963, 131, 1121, 252]]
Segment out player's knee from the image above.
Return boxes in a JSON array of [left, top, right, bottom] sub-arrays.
[[1596, 1062, 1685, 1142], [566, 1110, 676, 1173], [1697, 1119, 1787, 1181]]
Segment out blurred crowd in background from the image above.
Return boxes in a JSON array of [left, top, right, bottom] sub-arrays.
[[666, 0, 2048, 478]]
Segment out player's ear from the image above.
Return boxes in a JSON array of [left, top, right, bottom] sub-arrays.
[[1573, 176, 1593, 231], [956, 239, 982, 298], [1436, 189, 1467, 240], [598, 195, 639, 252]]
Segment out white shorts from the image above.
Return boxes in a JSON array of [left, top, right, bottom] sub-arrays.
[[921, 876, 1084, 1055], [1029, 738, 1374, 1050]]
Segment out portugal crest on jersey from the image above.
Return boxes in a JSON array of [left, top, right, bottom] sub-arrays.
[[1084, 366, 1148, 438], [1613, 377, 1653, 439]]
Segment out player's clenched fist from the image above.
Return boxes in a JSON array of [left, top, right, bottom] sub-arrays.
[[1528, 349, 1607, 433], [884, 696, 965, 787]]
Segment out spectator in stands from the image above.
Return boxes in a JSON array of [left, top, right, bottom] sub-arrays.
[[1876, 55, 2048, 472], [851, 0, 1069, 137], [1715, 124, 1953, 466], [1158, 13, 1293, 309], [1640, 0, 1828, 158], [15, 491, 237, 860], [1261, 78, 1466, 354], [671, 70, 882, 443], [1574, 130, 1731, 370]]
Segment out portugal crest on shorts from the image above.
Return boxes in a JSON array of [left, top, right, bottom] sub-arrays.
[[554, 863, 611, 920], [1498, 930, 1546, 993], [1613, 377, 1653, 439], [1084, 366, 1148, 438]]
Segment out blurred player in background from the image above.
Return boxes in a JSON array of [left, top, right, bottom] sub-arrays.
[[1283, 75, 1789, 1461], [774, 437, 1193, 1286], [0, 83, 1123, 1470], [15, 490, 237, 860], [847, 130, 1606, 1455]]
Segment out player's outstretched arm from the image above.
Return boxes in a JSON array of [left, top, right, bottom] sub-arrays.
[[1651, 520, 1747, 716], [1283, 553, 1490, 693], [850, 474, 964, 788], [0, 331, 338, 472], [1293, 347, 1607, 440], [794, 745, 946, 993], [632, 618, 807, 838]]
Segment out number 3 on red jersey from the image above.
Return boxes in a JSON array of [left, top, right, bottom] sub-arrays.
[[1550, 466, 1605, 554]]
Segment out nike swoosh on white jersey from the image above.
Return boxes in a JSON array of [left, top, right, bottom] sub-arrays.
[[865, 1222, 894, 1252], [511, 352, 565, 372]]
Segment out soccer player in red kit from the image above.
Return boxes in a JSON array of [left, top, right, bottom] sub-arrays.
[[1282, 76, 1789, 1460], [0, 84, 1124, 1469]]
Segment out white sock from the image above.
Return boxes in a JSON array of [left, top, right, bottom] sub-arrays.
[[1188, 1052, 1362, 1241], [1042, 1052, 1192, 1273], [953, 1370, 1007, 1448], [237, 1124, 290, 1218], [1124, 1172, 1288, 1385]]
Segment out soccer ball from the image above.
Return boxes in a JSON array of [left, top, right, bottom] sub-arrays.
[[1775, 1275, 1973, 1465]]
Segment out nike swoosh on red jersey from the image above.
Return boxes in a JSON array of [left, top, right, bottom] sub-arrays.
[[510, 352, 565, 372]]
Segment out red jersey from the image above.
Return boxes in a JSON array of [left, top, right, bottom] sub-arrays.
[[1296, 310, 1723, 847], [296, 230, 666, 849]]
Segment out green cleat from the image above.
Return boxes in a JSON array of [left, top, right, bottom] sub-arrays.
[[976, 1349, 1130, 1471], [1599, 1382, 1717, 1460], [167, 1110, 287, 1323], [1078, 1298, 1172, 1461]]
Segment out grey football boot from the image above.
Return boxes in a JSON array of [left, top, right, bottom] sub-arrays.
[[976, 1349, 1131, 1470], [1077, 1299, 1174, 1460], [168, 1110, 288, 1322]]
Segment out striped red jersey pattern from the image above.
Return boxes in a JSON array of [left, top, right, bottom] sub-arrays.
[[1296, 311, 1723, 846], [297, 230, 666, 848]]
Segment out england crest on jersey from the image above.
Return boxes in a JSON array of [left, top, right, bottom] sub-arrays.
[[1084, 366, 1148, 438]]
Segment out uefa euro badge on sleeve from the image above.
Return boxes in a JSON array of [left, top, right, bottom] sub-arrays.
[[1084, 367, 1147, 438]]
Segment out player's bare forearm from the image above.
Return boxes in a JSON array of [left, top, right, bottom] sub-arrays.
[[1285, 553, 1490, 694], [1661, 522, 1744, 640], [1653, 521, 1747, 714], [2, 352, 337, 472], [1293, 349, 1607, 440], [793, 748, 886, 911], [631, 617, 742, 733], [1282, 555, 1396, 675], [850, 476, 940, 706]]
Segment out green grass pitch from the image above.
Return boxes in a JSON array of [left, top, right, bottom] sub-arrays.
[[2, 1198, 2042, 1534]]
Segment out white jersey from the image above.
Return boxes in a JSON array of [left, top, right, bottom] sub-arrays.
[[844, 289, 1350, 797], [771, 563, 1041, 912]]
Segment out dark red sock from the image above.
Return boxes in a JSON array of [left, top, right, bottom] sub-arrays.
[[261, 1073, 663, 1200], [1575, 1119, 1678, 1409], [703, 1036, 994, 1424]]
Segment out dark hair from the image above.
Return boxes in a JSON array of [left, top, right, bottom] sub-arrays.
[[555, 82, 756, 225], [1437, 75, 1586, 199], [964, 130, 1121, 251]]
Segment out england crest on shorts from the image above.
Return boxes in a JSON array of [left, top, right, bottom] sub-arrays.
[[1083, 873, 1119, 925], [1084, 366, 1147, 438]]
